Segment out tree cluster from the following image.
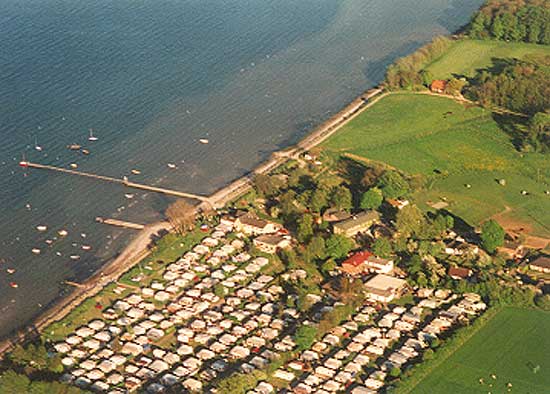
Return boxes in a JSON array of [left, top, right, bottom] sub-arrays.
[[8, 342, 63, 373], [470, 60, 550, 115], [0, 370, 86, 394], [468, 0, 550, 45], [385, 36, 453, 90]]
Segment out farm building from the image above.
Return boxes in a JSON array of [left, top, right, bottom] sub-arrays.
[[341, 251, 394, 275], [253, 234, 291, 254], [233, 212, 281, 235], [364, 274, 407, 303], [430, 79, 447, 93], [333, 211, 380, 237], [529, 256, 550, 274], [448, 266, 472, 280]]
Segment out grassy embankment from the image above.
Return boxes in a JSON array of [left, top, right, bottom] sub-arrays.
[[322, 93, 550, 236], [408, 307, 550, 394], [425, 39, 550, 80]]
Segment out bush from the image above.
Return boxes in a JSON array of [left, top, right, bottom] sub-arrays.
[[480, 220, 505, 254], [295, 325, 317, 351]]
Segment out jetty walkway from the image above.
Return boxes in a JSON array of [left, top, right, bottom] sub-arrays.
[[19, 161, 211, 204]]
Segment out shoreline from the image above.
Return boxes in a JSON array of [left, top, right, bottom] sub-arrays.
[[0, 85, 384, 357]]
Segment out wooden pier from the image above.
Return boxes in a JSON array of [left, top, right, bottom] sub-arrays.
[[96, 217, 145, 230], [20, 161, 211, 203]]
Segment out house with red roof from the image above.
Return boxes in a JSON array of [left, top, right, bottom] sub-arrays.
[[341, 251, 394, 276], [430, 79, 447, 93]]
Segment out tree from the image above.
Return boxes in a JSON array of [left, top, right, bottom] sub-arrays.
[[396, 205, 426, 238], [420, 69, 434, 87], [279, 190, 297, 218], [377, 171, 409, 199], [389, 366, 401, 378], [0, 370, 30, 393], [297, 214, 314, 243], [253, 174, 282, 198], [307, 236, 326, 260], [216, 371, 266, 394], [469, 12, 488, 38], [330, 185, 353, 211], [326, 234, 354, 259], [321, 258, 337, 274], [214, 283, 227, 298], [279, 248, 298, 269], [480, 219, 505, 254], [295, 325, 317, 351], [360, 188, 383, 210], [535, 294, 550, 311], [372, 237, 392, 258], [361, 166, 384, 189], [309, 187, 329, 213], [445, 77, 466, 96], [165, 200, 195, 235], [491, 14, 505, 39]]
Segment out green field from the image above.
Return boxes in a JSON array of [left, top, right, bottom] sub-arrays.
[[425, 39, 550, 80], [322, 93, 550, 236], [411, 307, 550, 393]]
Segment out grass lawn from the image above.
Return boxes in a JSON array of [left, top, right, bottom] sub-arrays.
[[425, 39, 550, 80], [411, 307, 550, 393], [321, 93, 550, 236]]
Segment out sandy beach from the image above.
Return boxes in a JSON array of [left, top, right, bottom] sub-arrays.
[[0, 86, 384, 357]]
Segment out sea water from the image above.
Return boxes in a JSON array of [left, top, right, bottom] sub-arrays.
[[0, 0, 483, 338]]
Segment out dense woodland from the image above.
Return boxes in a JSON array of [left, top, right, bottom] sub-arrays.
[[468, 0, 550, 44]]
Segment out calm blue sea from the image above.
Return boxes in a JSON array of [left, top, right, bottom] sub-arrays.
[[0, 0, 483, 338]]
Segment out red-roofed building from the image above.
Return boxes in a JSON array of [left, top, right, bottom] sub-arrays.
[[430, 80, 447, 93], [341, 251, 394, 275], [448, 266, 472, 280]]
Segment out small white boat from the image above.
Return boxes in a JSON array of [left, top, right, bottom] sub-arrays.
[[199, 138, 209, 144], [70, 255, 81, 260], [45, 239, 53, 245], [167, 163, 177, 169], [55, 252, 62, 257], [31, 248, 41, 255], [34, 137, 43, 152], [70, 163, 78, 169], [88, 129, 98, 141], [58, 229, 68, 237], [81, 233, 87, 238], [125, 193, 135, 199], [131, 169, 141, 175], [82, 245, 92, 251], [6, 268, 15, 274], [36, 225, 48, 232]]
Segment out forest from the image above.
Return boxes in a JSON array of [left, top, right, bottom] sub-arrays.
[[468, 0, 550, 44]]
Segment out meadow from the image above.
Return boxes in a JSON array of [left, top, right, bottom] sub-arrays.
[[322, 93, 550, 236], [425, 39, 550, 80], [411, 307, 550, 393]]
